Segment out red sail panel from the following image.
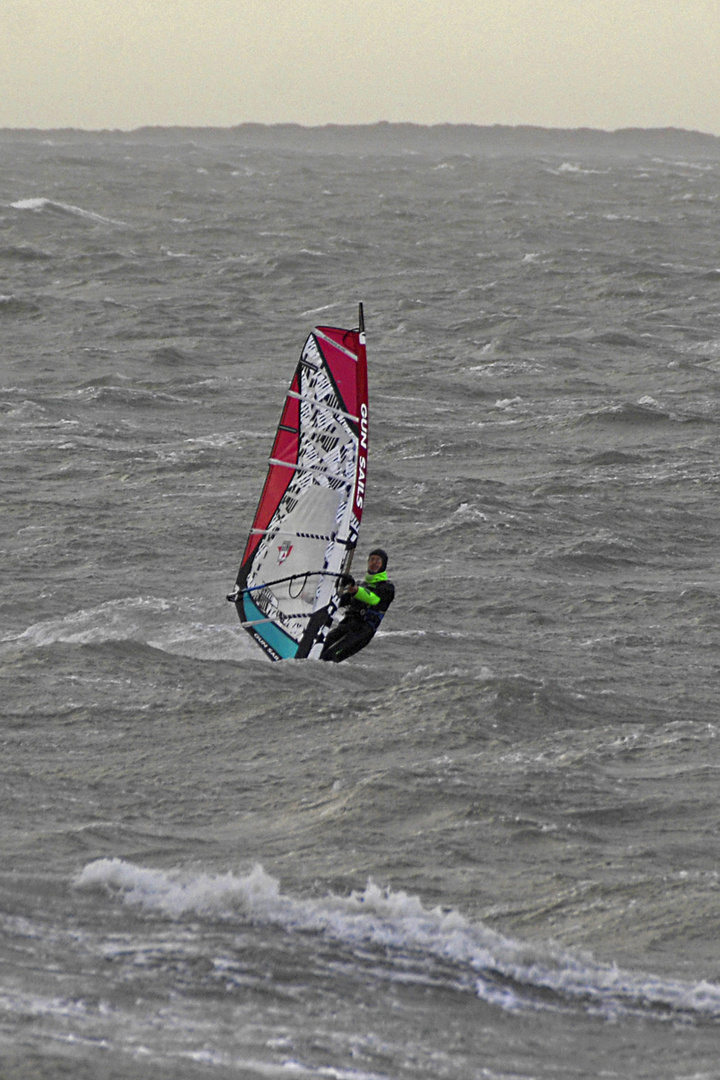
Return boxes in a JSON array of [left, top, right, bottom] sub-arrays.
[[315, 326, 365, 416], [240, 373, 301, 565]]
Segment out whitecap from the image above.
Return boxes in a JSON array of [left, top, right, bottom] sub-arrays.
[[1, 595, 247, 662], [75, 858, 720, 1023], [11, 197, 127, 227]]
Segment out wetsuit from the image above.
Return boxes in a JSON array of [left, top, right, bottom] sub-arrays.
[[320, 571, 395, 663]]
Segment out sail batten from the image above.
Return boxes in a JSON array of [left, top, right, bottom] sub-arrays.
[[267, 457, 355, 484], [286, 390, 359, 422], [314, 328, 361, 360], [249, 528, 338, 541], [231, 307, 368, 661]]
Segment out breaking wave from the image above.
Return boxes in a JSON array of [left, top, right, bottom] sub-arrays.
[[76, 859, 720, 1024], [11, 197, 127, 227]]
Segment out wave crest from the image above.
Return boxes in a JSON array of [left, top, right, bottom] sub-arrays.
[[75, 858, 720, 1023]]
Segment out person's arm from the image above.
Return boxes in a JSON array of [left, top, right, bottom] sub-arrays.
[[353, 584, 381, 606]]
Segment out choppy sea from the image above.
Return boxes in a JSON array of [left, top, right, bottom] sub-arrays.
[[2, 124, 720, 1079]]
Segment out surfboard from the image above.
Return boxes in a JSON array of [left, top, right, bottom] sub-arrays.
[[228, 305, 368, 660]]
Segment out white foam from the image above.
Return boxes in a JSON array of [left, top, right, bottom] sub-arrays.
[[74, 858, 720, 1022], [554, 162, 609, 176], [299, 303, 343, 318], [11, 197, 127, 227], [1, 595, 248, 661], [399, 663, 491, 687]]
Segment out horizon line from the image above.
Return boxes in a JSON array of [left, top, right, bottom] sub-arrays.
[[1, 121, 719, 140]]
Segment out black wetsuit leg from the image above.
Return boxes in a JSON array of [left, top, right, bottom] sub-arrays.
[[320, 621, 375, 663]]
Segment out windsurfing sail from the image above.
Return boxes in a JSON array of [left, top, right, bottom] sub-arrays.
[[228, 305, 368, 661]]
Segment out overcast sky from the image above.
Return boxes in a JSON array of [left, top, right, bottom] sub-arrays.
[[2, 0, 719, 133]]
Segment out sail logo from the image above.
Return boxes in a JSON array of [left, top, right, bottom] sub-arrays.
[[277, 541, 293, 564], [359, 402, 368, 451], [355, 403, 368, 510]]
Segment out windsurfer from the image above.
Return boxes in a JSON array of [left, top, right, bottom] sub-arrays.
[[320, 548, 394, 663]]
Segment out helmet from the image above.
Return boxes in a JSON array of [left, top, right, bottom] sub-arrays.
[[368, 547, 388, 571]]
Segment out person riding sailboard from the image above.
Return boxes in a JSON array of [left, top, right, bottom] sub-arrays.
[[228, 305, 392, 662], [320, 547, 394, 662]]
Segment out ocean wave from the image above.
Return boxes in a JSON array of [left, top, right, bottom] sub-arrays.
[[68, 383, 199, 408], [11, 197, 127, 228], [0, 243, 52, 261], [574, 401, 673, 426], [0, 293, 42, 316], [1, 596, 247, 662], [552, 162, 611, 176], [537, 530, 640, 571], [75, 859, 720, 1024]]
